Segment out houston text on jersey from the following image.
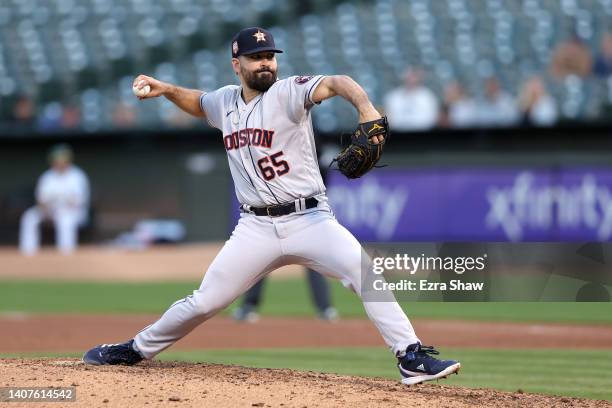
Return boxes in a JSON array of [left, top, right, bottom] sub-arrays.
[[223, 128, 275, 151]]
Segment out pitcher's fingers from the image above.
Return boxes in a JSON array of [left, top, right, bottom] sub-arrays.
[[133, 76, 147, 88]]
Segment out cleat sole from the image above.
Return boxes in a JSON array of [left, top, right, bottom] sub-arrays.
[[401, 363, 461, 386]]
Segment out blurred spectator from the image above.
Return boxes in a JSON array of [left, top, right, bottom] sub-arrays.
[[476, 77, 519, 127], [518, 76, 558, 126], [37, 102, 64, 131], [443, 82, 479, 128], [383, 68, 439, 131], [436, 103, 451, 128], [61, 103, 81, 129], [166, 109, 199, 128], [550, 33, 592, 80], [593, 32, 612, 78], [12, 94, 35, 126], [112, 102, 137, 128], [19, 144, 90, 255]]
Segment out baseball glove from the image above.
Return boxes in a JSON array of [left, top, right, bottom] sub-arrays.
[[334, 116, 388, 179]]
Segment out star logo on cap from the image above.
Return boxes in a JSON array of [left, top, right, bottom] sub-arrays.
[[253, 30, 266, 43]]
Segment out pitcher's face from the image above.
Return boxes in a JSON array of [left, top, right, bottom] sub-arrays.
[[233, 52, 278, 92]]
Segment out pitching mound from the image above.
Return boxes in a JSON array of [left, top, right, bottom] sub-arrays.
[[1, 359, 609, 407]]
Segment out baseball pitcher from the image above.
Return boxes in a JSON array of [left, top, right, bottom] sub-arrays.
[[83, 27, 460, 386]]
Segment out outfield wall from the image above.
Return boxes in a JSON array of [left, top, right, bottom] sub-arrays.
[[1, 125, 611, 243]]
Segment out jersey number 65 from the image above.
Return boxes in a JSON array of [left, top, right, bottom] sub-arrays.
[[257, 151, 290, 181]]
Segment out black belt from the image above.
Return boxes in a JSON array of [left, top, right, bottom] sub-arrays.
[[244, 197, 319, 217]]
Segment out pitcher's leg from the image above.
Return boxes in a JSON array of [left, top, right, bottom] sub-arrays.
[[287, 213, 419, 355], [134, 216, 282, 359]]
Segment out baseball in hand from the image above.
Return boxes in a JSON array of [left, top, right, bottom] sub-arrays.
[[132, 83, 151, 97]]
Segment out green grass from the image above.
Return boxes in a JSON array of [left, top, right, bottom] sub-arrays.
[[4, 348, 612, 401], [0, 281, 196, 314], [1, 279, 612, 324]]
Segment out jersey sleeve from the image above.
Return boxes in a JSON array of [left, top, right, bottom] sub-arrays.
[[276, 75, 326, 123], [199, 85, 237, 130]]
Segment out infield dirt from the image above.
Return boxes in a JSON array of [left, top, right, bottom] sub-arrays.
[[1, 315, 612, 352], [2, 359, 611, 408]]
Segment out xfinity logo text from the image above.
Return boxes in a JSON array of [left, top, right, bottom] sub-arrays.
[[328, 179, 408, 240], [486, 172, 612, 241]]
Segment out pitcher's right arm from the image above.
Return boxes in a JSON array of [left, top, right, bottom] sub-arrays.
[[133, 74, 205, 118]]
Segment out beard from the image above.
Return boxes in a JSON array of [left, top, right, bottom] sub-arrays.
[[242, 66, 277, 92]]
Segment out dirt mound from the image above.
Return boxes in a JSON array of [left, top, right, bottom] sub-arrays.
[[1, 359, 609, 408]]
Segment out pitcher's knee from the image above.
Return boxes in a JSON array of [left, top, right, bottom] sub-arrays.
[[190, 290, 230, 318], [340, 277, 359, 294]]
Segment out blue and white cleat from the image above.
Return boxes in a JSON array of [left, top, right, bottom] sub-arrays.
[[82, 339, 143, 366], [397, 343, 461, 385]]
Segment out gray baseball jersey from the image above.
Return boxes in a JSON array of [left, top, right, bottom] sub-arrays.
[[200, 75, 326, 207]]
